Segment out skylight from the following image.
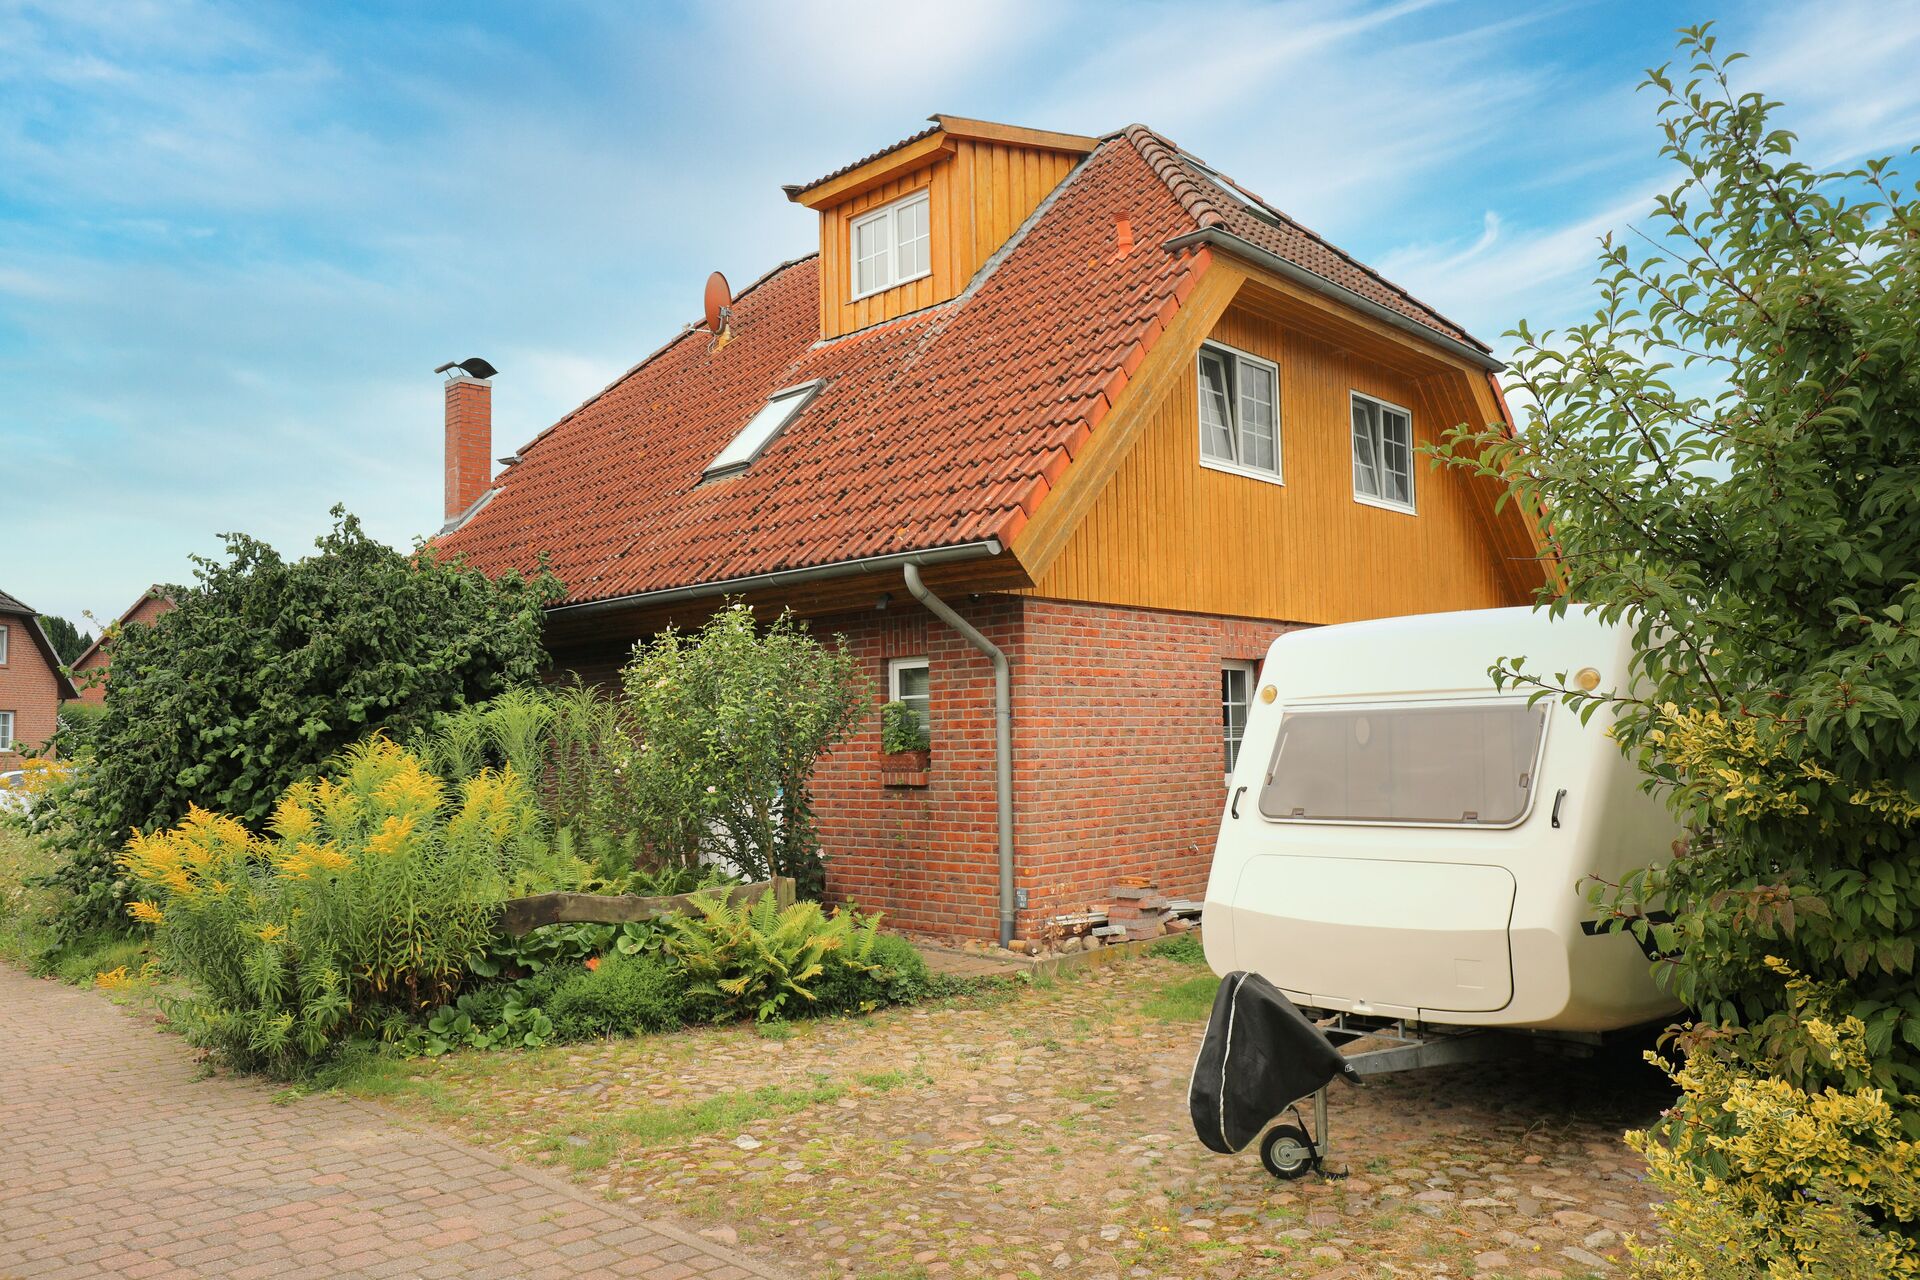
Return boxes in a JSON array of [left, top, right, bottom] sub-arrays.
[[703, 381, 822, 480]]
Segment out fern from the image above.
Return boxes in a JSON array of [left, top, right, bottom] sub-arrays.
[[665, 888, 851, 1022]]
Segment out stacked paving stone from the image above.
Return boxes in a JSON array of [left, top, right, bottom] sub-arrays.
[[1103, 881, 1171, 941]]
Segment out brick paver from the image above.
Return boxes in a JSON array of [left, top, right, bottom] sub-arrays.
[[0, 967, 789, 1279]]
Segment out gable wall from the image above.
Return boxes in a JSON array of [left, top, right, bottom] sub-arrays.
[[0, 615, 63, 766], [817, 140, 1082, 339], [1019, 300, 1537, 623]]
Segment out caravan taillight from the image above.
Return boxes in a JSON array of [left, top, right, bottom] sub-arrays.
[[1575, 667, 1602, 691]]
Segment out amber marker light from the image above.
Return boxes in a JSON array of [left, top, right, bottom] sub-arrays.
[[1260, 685, 1278, 704], [1575, 667, 1602, 692]]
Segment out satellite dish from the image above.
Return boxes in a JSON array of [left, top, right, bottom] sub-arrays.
[[703, 271, 733, 333]]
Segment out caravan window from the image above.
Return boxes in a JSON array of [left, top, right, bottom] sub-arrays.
[[1257, 701, 1547, 827]]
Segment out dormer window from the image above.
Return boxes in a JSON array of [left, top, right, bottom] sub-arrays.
[[704, 380, 823, 480], [849, 189, 931, 300]]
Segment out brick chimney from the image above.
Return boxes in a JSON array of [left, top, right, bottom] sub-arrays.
[[437, 357, 496, 523]]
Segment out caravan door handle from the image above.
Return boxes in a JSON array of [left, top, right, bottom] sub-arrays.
[[1230, 786, 1246, 820], [1552, 788, 1568, 828]]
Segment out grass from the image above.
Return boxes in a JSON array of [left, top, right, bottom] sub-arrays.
[[1142, 972, 1221, 1021], [532, 1070, 921, 1171], [0, 824, 146, 984]]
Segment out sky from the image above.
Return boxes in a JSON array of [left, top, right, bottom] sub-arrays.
[[6, 0, 1920, 631]]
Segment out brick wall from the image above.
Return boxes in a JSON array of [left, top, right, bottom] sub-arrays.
[[548, 594, 1301, 941], [444, 376, 492, 522], [0, 615, 64, 769]]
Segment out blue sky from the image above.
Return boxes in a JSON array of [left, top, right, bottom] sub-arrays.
[[6, 0, 1920, 630]]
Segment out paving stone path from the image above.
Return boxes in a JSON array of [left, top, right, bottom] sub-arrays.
[[0, 965, 785, 1280]]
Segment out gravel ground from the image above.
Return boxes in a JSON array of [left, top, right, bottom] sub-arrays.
[[359, 953, 1670, 1280]]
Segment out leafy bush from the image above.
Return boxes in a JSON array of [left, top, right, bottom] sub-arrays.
[[621, 604, 865, 898], [1437, 25, 1920, 1266], [414, 683, 648, 885], [1629, 964, 1919, 1278], [811, 925, 930, 1014], [33, 508, 557, 938], [880, 701, 928, 754], [122, 738, 539, 1075], [545, 951, 686, 1040], [665, 889, 851, 1022]]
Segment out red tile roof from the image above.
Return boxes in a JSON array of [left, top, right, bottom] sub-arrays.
[[435, 127, 1489, 606]]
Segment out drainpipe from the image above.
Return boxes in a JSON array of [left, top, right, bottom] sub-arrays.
[[902, 561, 1016, 949]]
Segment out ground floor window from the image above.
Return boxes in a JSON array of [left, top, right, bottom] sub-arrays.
[[0, 710, 13, 752], [887, 657, 931, 746], [1221, 663, 1258, 776]]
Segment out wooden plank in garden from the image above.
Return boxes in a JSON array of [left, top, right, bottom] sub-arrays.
[[498, 876, 794, 935]]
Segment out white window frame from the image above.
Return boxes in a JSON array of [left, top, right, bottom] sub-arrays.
[[1196, 340, 1283, 486], [848, 189, 933, 302], [0, 623, 8, 664], [1221, 661, 1259, 782], [703, 380, 823, 480], [0, 711, 13, 753], [1350, 390, 1417, 514], [887, 656, 931, 744]]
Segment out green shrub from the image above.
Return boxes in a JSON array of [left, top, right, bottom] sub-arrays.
[[31, 508, 556, 939], [812, 925, 929, 1014], [879, 700, 928, 754], [665, 888, 850, 1022], [122, 737, 539, 1076], [545, 951, 687, 1040], [1149, 934, 1206, 966]]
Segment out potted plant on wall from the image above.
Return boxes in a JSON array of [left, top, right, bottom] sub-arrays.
[[879, 700, 931, 783]]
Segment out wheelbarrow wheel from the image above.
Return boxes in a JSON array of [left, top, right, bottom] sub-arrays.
[[1259, 1123, 1318, 1180]]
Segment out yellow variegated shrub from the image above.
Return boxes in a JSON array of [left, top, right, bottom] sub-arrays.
[[1630, 966, 1920, 1279], [121, 737, 540, 1075]]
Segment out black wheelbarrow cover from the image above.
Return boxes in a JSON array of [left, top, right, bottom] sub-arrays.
[[1189, 971, 1360, 1154]]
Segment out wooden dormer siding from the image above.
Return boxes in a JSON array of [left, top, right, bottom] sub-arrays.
[[789, 116, 1097, 340]]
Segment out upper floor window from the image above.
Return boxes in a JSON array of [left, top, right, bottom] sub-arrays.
[[703, 381, 824, 480], [1351, 392, 1415, 512], [850, 189, 931, 300], [1197, 342, 1281, 483], [0, 623, 8, 664]]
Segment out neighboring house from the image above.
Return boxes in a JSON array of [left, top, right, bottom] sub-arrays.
[[68, 587, 175, 703], [433, 116, 1548, 943], [0, 588, 79, 767]]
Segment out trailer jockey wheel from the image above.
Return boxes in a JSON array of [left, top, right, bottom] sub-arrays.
[[1259, 1124, 1319, 1180]]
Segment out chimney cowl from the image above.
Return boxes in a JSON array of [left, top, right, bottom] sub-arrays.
[[434, 356, 499, 380]]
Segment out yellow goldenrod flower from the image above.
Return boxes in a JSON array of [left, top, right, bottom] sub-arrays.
[[256, 923, 287, 943], [128, 900, 165, 925]]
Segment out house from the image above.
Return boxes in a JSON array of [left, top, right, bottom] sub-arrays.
[[432, 116, 1548, 944], [68, 587, 175, 704], [0, 588, 79, 768]]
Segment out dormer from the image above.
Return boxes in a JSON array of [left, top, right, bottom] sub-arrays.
[[786, 115, 1099, 340]]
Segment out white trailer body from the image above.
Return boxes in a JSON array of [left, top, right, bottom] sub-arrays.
[[1202, 607, 1680, 1033]]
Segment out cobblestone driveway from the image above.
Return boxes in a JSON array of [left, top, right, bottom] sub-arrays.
[[0, 965, 784, 1280]]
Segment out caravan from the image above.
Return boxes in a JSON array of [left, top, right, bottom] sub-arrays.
[[1203, 606, 1680, 1035]]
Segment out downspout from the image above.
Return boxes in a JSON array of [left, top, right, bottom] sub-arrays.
[[902, 561, 1016, 949]]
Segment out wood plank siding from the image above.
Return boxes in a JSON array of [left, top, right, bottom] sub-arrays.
[[1016, 293, 1543, 622], [817, 140, 1083, 339]]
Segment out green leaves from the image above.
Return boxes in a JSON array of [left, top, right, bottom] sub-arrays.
[[32, 507, 557, 937], [1434, 20, 1920, 1257]]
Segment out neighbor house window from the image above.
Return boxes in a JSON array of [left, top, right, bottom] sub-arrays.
[[1351, 392, 1415, 511], [888, 657, 931, 743], [850, 189, 932, 300], [0, 624, 8, 664], [0, 711, 13, 753], [1221, 662, 1259, 776], [1197, 342, 1281, 482], [703, 381, 824, 480]]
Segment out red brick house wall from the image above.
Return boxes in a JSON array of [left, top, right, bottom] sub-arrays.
[[0, 612, 65, 769], [799, 596, 1296, 939]]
